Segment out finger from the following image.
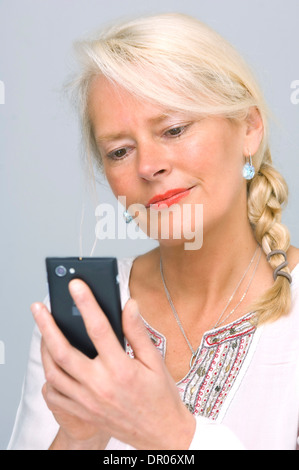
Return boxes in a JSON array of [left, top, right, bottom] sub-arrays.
[[41, 339, 111, 425], [122, 299, 163, 369], [68, 279, 124, 362], [31, 302, 91, 382], [42, 382, 93, 423], [40, 338, 84, 400]]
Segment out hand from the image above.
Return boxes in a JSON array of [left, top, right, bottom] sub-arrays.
[[40, 338, 110, 449], [31, 280, 196, 450]]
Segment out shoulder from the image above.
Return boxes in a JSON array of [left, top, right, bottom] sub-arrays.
[[118, 248, 159, 276], [117, 248, 158, 285], [287, 245, 299, 272], [118, 248, 161, 296], [130, 248, 160, 287], [117, 256, 135, 284], [116, 250, 159, 308]]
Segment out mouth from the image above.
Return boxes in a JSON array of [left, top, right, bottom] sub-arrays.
[[146, 186, 195, 209]]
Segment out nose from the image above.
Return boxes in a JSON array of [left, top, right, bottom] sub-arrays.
[[136, 141, 172, 181]]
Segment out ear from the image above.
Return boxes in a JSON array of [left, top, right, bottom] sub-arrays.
[[243, 106, 264, 156]]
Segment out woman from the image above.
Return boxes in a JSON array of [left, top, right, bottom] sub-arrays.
[[8, 13, 299, 450]]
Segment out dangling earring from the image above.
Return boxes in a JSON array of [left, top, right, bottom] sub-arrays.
[[242, 153, 255, 180], [123, 210, 134, 224]]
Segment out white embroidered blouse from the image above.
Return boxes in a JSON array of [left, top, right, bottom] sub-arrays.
[[7, 257, 299, 450]]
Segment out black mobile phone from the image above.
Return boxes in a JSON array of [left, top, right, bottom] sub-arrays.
[[46, 257, 124, 358]]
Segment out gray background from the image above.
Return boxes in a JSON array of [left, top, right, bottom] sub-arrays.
[[0, 0, 298, 450]]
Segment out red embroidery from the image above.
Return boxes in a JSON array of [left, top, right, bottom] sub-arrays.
[[126, 313, 257, 420]]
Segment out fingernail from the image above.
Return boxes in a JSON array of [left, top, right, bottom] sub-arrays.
[[31, 303, 42, 317], [69, 279, 83, 294]]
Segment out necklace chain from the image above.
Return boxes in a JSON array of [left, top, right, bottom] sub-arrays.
[[212, 247, 261, 329], [160, 245, 261, 368]]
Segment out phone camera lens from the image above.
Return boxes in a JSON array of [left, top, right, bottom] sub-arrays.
[[55, 265, 67, 277]]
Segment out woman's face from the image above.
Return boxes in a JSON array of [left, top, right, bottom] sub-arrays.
[[88, 76, 259, 246]]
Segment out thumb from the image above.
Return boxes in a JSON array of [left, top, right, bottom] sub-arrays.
[[122, 299, 162, 368]]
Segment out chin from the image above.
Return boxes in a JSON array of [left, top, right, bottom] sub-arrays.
[[131, 202, 203, 250]]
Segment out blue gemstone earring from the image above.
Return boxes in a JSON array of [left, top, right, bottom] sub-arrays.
[[242, 153, 255, 180], [123, 210, 134, 224]]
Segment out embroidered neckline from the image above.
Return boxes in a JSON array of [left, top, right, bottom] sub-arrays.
[[179, 313, 257, 419], [126, 312, 258, 420], [142, 312, 256, 377], [123, 256, 260, 421]]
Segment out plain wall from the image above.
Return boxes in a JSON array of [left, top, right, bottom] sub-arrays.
[[0, 0, 298, 449]]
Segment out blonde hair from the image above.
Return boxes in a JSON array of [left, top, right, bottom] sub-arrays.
[[69, 12, 292, 324]]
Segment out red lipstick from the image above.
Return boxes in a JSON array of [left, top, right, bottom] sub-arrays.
[[146, 187, 194, 209]]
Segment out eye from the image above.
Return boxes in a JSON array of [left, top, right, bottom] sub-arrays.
[[106, 147, 129, 160], [164, 124, 189, 138]]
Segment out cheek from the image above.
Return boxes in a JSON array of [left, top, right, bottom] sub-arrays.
[[184, 136, 224, 182], [204, 122, 243, 172], [186, 133, 245, 207], [104, 166, 137, 206]]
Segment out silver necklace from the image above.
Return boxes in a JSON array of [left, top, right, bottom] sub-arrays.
[[212, 248, 261, 329], [160, 245, 261, 368]]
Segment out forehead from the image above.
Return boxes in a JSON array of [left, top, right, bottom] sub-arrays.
[[87, 75, 186, 132]]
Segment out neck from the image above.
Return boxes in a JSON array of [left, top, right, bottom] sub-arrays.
[[158, 217, 259, 313]]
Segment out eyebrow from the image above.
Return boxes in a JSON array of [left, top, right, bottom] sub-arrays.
[[96, 132, 130, 144], [95, 112, 176, 144]]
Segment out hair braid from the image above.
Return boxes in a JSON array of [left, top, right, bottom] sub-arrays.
[[247, 149, 292, 324]]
